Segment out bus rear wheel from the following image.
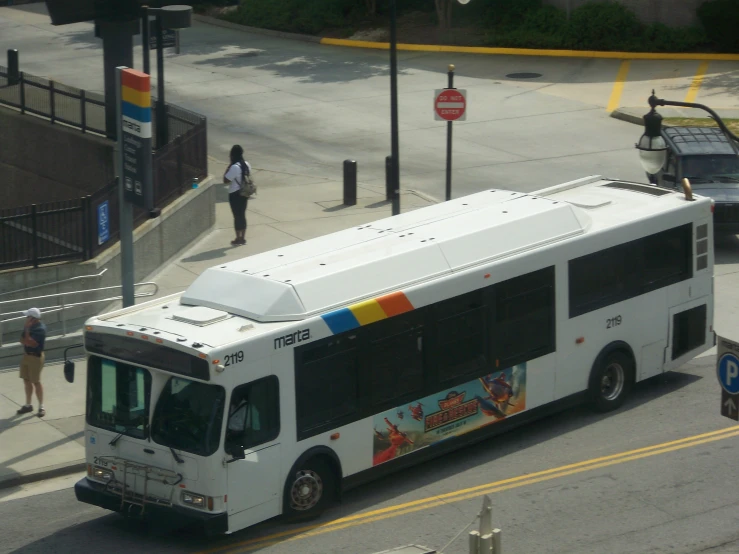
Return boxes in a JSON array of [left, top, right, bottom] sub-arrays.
[[589, 350, 633, 412], [283, 458, 335, 522]]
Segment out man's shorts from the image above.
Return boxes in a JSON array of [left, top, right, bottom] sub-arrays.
[[19, 353, 45, 384]]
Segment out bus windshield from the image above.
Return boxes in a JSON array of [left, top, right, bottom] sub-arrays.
[[87, 356, 151, 440], [151, 377, 226, 457]]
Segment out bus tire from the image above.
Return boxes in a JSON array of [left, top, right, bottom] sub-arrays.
[[588, 350, 634, 413], [282, 457, 336, 522]]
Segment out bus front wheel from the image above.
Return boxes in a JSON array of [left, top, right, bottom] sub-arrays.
[[283, 458, 336, 522], [588, 350, 634, 412]]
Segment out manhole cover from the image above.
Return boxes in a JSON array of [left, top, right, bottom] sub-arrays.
[[506, 72, 542, 79]]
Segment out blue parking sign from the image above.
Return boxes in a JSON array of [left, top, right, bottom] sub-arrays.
[[97, 201, 110, 245], [718, 352, 739, 394]]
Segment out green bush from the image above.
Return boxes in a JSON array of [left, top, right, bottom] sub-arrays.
[[563, 1, 643, 51], [220, 0, 715, 53], [642, 23, 709, 53], [223, 0, 362, 35], [482, 0, 543, 28], [697, 0, 739, 52]]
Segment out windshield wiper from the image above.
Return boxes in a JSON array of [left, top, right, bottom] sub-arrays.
[[714, 175, 739, 183], [109, 421, 148, 446], [170, 447, 185, 464]]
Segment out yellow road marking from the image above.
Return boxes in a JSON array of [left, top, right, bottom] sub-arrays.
[[318, 38, 739, 61], [607, 60, 631, 112], [201, 425, 739, 554], [685, 61, 710, 103]]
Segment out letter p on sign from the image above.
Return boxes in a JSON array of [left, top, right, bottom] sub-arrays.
[[718, 352, 739, 394]]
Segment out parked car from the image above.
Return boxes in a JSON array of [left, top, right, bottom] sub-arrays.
[[649, 126, 739, 234]]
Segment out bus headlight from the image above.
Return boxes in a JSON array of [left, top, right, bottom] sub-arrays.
[[91, 466, 114, 482], [181, 491, 206, 508]]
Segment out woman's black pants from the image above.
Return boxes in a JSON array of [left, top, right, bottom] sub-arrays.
[[229, 191, 248, 231]]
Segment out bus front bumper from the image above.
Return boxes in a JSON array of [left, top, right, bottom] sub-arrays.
[[74, 477, 228, 535]]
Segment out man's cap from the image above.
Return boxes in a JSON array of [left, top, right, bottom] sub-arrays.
[[23, 307, 41, 319]]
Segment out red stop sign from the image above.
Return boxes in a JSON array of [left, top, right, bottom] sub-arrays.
[[435, 88, 467, 121]]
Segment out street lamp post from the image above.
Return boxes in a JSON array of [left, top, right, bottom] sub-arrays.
[[140, 4, 192, 149], [387, 0, 471, 216], [389, 0, 400, 216], [636, 90, 739, 178]]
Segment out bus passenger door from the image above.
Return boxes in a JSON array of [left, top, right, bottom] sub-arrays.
[[225, 376, 282, 521]]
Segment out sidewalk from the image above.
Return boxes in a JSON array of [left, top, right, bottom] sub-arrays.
[[0, 169, 437, 491]]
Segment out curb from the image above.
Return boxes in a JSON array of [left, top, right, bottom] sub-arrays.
[[319, 38, 739, 61], [610, 108, 643, 126], [193, 14, 321, 43], [0, 461, 86, 490], [193, 14, 739, 61]]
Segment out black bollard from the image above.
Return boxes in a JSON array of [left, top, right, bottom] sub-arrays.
[[343, 159, 357, 206], [385, 155, 392, 201], [7, 49, 19, 86]]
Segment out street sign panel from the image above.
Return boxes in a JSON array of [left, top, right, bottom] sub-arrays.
[[148, 22, 177, 50], [97, 201, 110, 245], [119, 68, 153, 209], [717, 335, 739, 420], [721, 389, 739, 421], [434, 88, 467, 121]]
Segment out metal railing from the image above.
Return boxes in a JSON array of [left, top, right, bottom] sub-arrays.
[[0, 65, 208, 270], [0, 64, 206, 142], [0, 269, 108, 298], [0, 282, 159, 346], [0, 64, 106, 135], [0, 197, 92, 270]]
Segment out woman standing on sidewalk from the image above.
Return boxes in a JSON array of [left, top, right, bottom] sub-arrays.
[[224, 145, 251, 246]]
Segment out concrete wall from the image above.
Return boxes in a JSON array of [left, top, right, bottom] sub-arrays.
[[0, 176, 216, 366], [546, 0, 706, 28], [0, 109, 115, 209]]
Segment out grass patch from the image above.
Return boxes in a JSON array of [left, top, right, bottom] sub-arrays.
[[663, 117, 739, 134]]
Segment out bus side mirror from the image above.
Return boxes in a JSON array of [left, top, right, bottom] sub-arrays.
[[64, 360, 75, 383], [226, 445, 246, 463]]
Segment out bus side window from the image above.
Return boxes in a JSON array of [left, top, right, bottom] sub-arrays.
[[365, 310, 425, 409], [493, 266, 556, 368], [226, 376, 280, 450], [433, 289, 487, 385]]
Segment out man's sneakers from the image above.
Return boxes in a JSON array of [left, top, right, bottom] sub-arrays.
[[16, 404, 33, 414], [37, 407, 45, 418]]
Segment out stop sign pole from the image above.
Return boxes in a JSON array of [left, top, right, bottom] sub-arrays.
[[434, 66, 467, 201]]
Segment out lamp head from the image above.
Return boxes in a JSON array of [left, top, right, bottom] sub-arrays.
[[636, 107, 667, 176]]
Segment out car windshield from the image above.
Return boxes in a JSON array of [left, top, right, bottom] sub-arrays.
[[87, 356, 151, 440], [683, 155, 739, 180], [151, 377, 225, 457]]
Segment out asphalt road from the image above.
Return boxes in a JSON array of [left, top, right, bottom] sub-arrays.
[[2, 355, 738, 554]]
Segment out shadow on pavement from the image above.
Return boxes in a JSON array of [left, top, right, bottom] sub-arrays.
[[181, 246, 238, 264]]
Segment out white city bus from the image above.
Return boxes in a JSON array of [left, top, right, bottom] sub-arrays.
[[75, 175, 715, 534]]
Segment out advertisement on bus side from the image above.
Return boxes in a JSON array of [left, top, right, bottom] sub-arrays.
[[372, 363, 527, 466]]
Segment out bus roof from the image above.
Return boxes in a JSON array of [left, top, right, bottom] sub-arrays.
[[181, 176, 699, 323]]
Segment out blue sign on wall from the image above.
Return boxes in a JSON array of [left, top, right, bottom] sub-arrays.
[[97, 201, 110, 246], [718, 352, 739, 394]]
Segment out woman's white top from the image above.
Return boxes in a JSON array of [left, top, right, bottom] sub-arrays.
[[225, 161, 252, 194]]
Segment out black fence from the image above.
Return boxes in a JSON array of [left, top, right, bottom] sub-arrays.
[[0, 199, 91, 269], [0, 67, 208, 270], [0, 65, 107, 135]]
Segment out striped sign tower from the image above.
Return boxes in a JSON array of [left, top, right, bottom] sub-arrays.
[[115, 66, 154, 307], [119, 68, 153, 208]]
